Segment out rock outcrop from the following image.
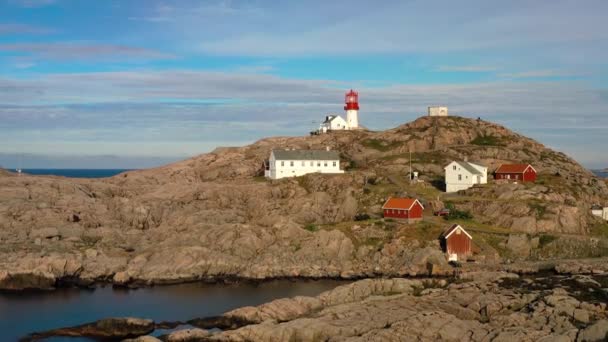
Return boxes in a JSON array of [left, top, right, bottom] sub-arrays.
[[1, 116, 607, 290], [206, 274, 608, 342]]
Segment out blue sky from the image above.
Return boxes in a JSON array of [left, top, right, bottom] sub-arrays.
[[0, 0, 607, 168]]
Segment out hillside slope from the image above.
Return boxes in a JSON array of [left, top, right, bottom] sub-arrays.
[[1, 116, 607, 289]]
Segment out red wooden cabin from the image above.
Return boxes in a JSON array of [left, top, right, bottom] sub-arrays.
[[382, 197, 424, 223], [441, 224, 472, 262], [494, 164, 536, 182]]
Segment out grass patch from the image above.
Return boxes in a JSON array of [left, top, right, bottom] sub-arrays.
[[253, 176, 267, 182], [470, 134, 504, 146], [304, 224, 319, 232], [590, 222, 608, 239], [361, 139, 402, 152], [481, 233, 510, 258], [362, 237, 384, 250]]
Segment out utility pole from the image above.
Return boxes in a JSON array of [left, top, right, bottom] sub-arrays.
[[409, 150, 412, 183]]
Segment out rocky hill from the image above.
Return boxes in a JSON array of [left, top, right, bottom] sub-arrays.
[[1, 116, 607, 290]]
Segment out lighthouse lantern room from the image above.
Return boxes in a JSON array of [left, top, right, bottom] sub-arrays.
[[344, 89, 359, 129]]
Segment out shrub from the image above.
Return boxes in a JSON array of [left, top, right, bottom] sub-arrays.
[[538, 234, 558, 248], [443, 202, 472, 220], [361, 139, 402, 152], [354, 213, 371, 221], [528, 202, 546, 219], [470, 134, 503, 146], [304, 224, 319, 232]]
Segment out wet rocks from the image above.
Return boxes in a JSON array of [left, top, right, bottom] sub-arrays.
[[25, 317, 154, 340]]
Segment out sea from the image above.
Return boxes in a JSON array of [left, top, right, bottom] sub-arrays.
[[19, 169, 132, 178], [0, 280, 345, 342], [593, 171, 608, 179]]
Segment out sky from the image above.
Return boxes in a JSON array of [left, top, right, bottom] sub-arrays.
[[0, 0, 607, 169]]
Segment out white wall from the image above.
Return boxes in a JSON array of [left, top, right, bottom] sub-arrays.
[[428, 106, 448, 116], [444, 161, 487, 193], [320, 115, 348, 132], [267, 153, 344, 179], [346, 109, 358, 129]]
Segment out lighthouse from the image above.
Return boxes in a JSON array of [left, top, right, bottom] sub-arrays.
[[344, 89, 359, 129]]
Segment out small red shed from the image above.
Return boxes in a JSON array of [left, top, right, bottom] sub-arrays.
[[494, 164, 537, 182], [441, 224, 472, 262], [382, 197, 424, 223]]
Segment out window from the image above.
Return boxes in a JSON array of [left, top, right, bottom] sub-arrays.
[[506, 174, 510, 179], [281, 161, 284, 167], [515, 175, 519, 180], [324, 162, 328, 167], [458, 174, 462, 181], [453, 165, 456, 170], [333, 161, 337, 167], [302, 161, 305, 166], [290, 161, 294, 167], [317, 162, 321, 167]]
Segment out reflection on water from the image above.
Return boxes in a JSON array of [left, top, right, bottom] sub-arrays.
[[0, 280, 346, 342]]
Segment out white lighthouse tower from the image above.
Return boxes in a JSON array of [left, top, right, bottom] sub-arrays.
[[344, 89, 359, 129]]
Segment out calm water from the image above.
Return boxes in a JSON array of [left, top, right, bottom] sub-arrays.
[[0, 280, 345, 342], [18, 169, 132, 178], [593, 171, 608, 179]]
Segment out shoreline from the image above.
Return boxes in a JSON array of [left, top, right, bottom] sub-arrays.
[[3, 256, 608, 293]]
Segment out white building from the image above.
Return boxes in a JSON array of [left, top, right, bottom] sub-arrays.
[[444, 161, 487, 193], [319, 115, 348, 133], [591, 205, 608, 220], [264, 149, 344, 180], [428, 106, 448, 117], [317, 89, 360, 133]]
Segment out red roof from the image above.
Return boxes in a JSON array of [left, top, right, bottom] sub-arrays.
[[382, 197, 423, 210], [495, 164, 535, 174]]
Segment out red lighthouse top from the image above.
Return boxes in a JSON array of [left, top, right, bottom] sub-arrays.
[[344, 89, 359, 110]]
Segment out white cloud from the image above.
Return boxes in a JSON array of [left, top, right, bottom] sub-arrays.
[[498, 70, 581, 79], [0, 43, 176, 61], [0, 69, 606, 167], [0, 23, 53, 35]]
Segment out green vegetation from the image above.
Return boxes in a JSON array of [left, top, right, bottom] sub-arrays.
[[528, 201, 547, 219], [344, 159, 358, 171], [304, 224, 319, 232], [361, 139, 402, 152], [590, 222, 608, 239], [444, 202, 473, 220], [252, 176, 267, 182], [481, 233, 511, 258], [538, 234, 558, 248], [362, 237, 384, 250], [470, 134, 503, 146], [354, 213, 371, 221]]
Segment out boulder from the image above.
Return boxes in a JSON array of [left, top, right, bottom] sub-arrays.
[[164, 328, 210, 342], [577, 319, 608, 342]]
